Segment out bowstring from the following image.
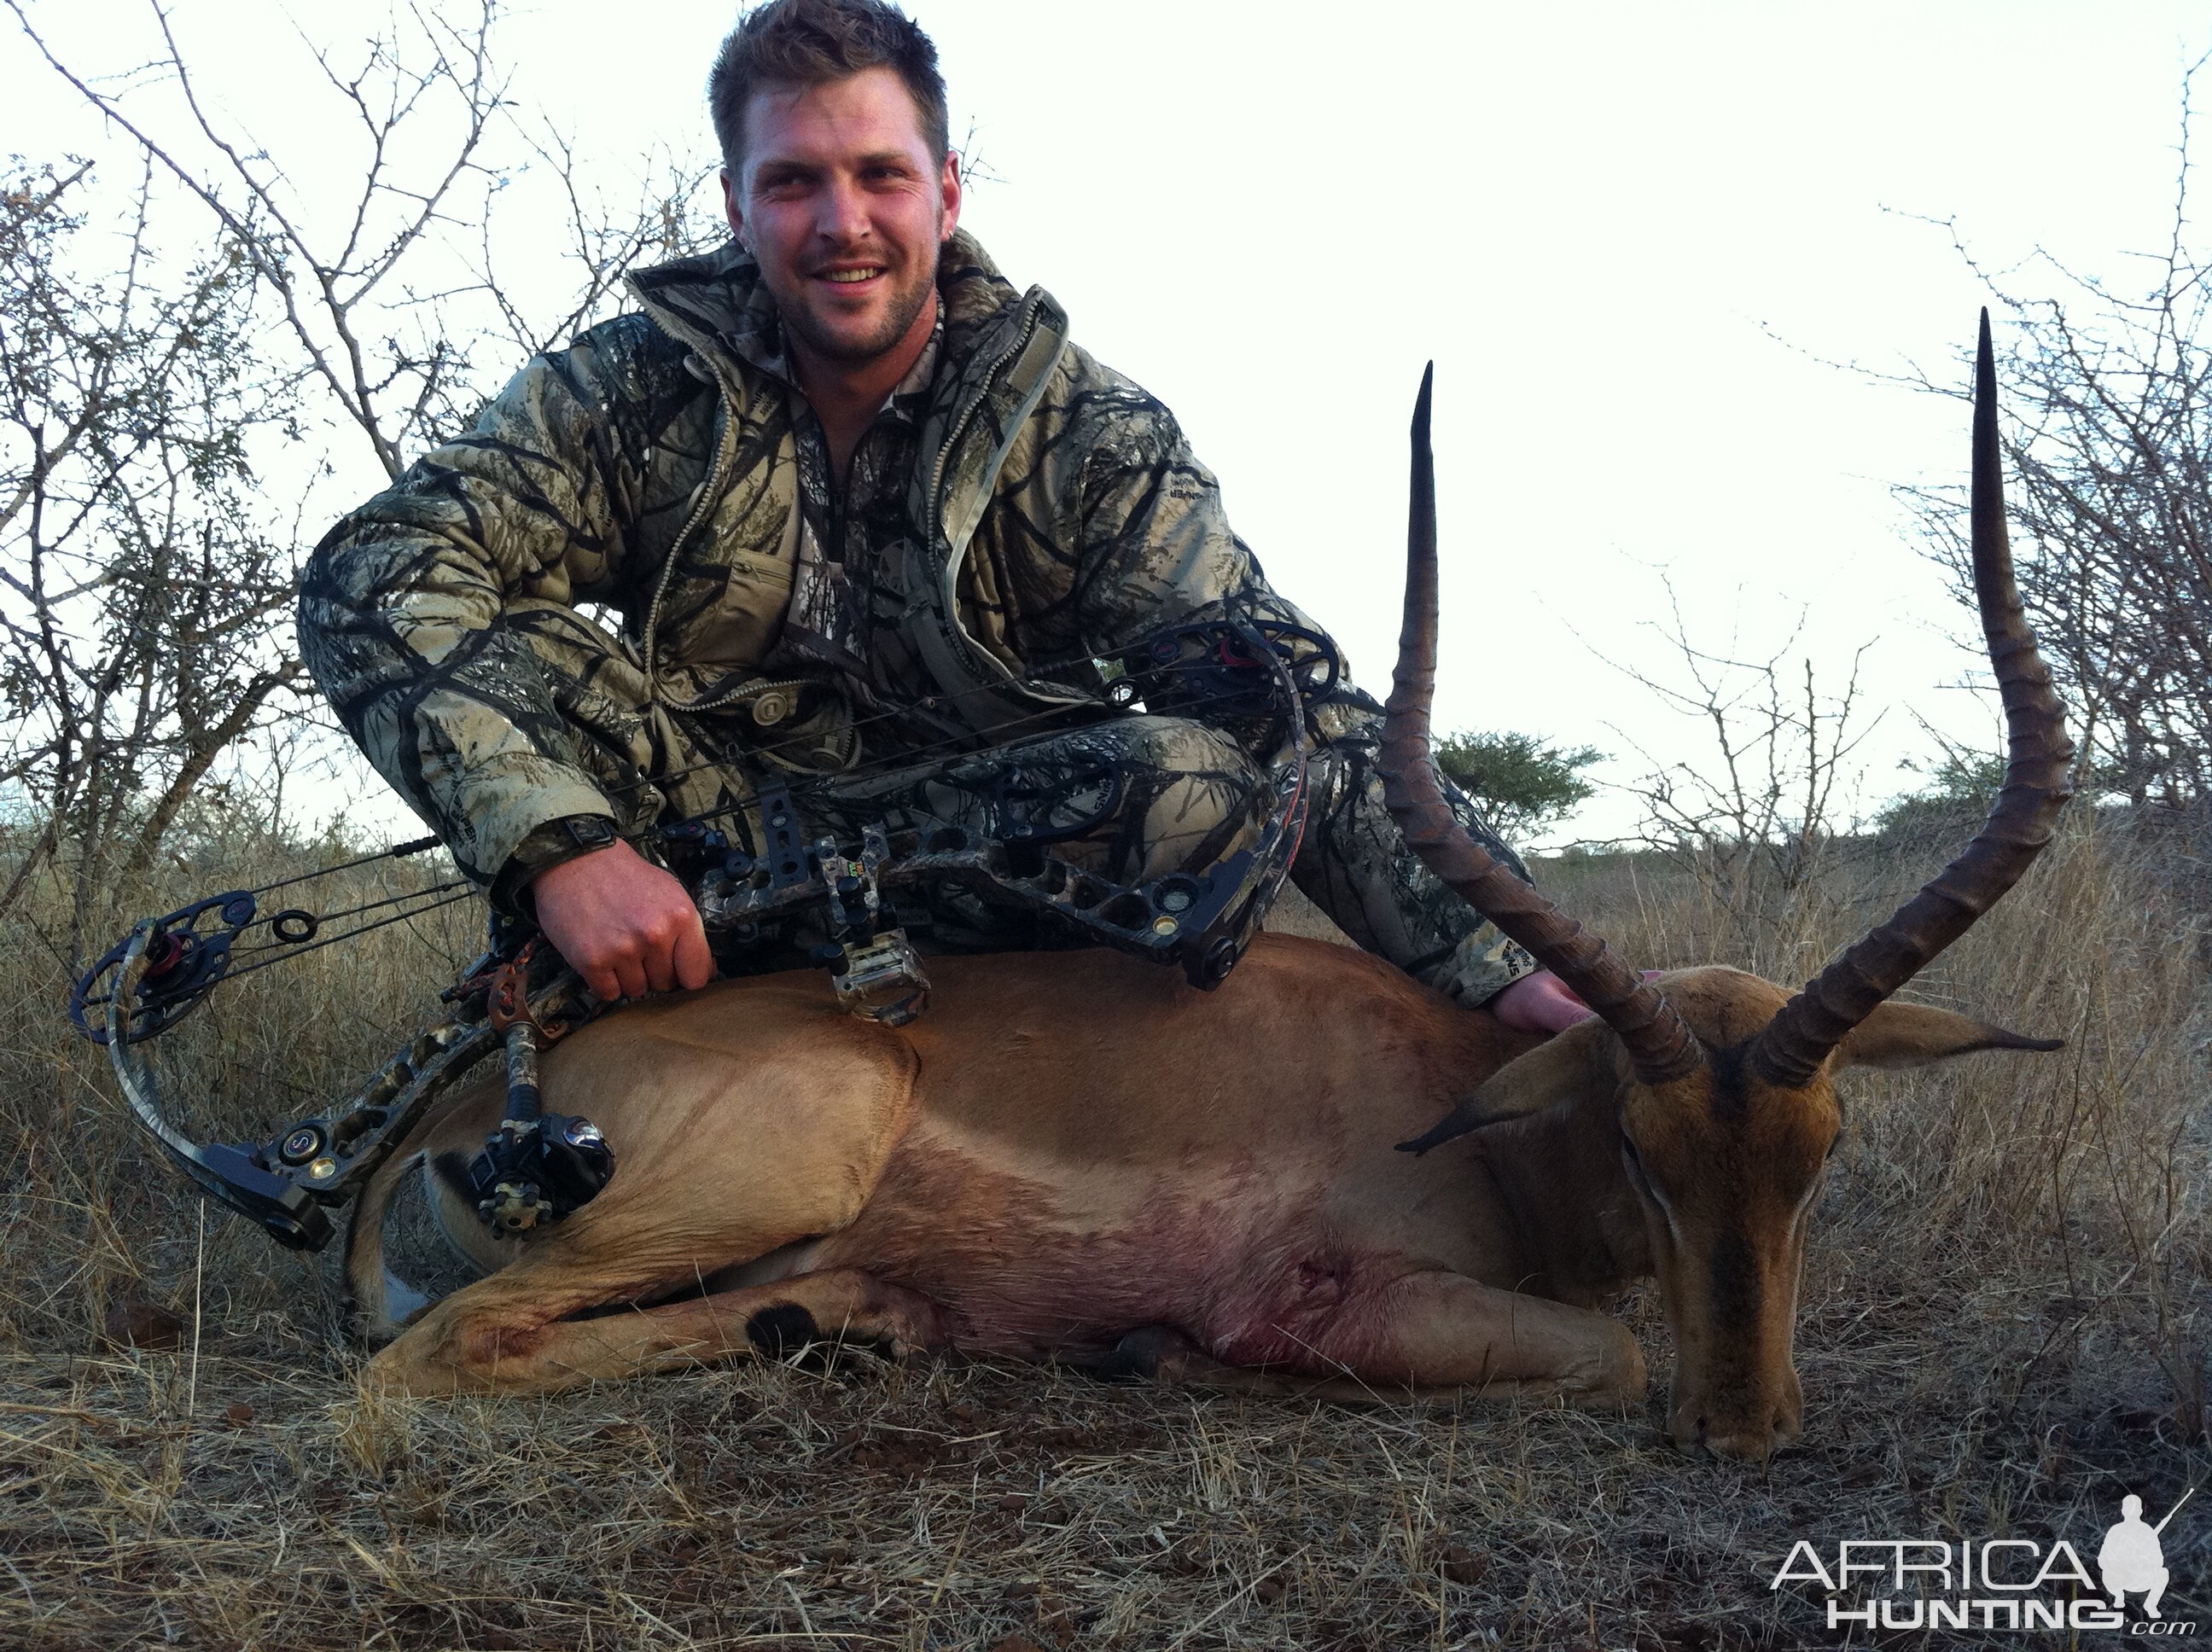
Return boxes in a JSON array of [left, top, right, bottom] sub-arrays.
[[589, 625, 1332, 810], [219, 888, 480, 983], [128, 646, 1328, 999], [224, 879, 475, 962], [628, 660, 1317, 843], [245, 835, 442, 899], [76, 882, 480, 1015]]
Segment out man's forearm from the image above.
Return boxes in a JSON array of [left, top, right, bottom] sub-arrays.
[[492, 813, 623, 915], [297, 585, 619, 887], [296, 328, 654, 887]]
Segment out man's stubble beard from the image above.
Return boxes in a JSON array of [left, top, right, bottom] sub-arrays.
[[783, 227, 943, 368]]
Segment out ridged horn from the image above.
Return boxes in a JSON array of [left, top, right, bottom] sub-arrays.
[[1379, 365, 1703, 1086], [1748, 311, 2075, 1088]]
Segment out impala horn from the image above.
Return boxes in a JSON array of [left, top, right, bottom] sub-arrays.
[[1380, 364, 1703, 1092], [1746, 311, 2074, 1087]]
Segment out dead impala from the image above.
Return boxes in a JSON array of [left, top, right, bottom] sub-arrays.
[[352, 316, 2069, 1461]]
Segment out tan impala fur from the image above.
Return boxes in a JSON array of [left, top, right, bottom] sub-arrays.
[[349, 321, 2068, 1463], [350, 945, 2049, 1461]]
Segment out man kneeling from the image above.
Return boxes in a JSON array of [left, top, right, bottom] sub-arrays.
[[299, 0, 1587, 1033]]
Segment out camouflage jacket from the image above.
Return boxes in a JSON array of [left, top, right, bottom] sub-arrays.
[[300, 230, 1342, 887]]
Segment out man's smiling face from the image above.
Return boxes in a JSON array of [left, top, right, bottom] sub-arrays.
[[724, 66, 961, 369]]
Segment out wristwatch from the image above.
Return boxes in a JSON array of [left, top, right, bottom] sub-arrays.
[[493, 813, 620, 915]]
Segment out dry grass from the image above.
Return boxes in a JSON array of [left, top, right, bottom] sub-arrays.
[[0, 817, 2205, 1649]]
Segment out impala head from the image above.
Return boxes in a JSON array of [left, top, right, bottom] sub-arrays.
[[1383, 317, 2072, 1462]]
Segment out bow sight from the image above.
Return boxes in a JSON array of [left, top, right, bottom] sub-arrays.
[[66, 618, 1334, 1253]]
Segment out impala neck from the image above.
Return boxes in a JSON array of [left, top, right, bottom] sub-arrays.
[[1476, 1079, 1651, 1306]]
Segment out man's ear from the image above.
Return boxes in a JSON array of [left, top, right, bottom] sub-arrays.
[[719, 168, 748, 249], [1399, 1018, 1622, 1154], [938, 148, 962, 241], [1832, 1001, 2064, 1072]]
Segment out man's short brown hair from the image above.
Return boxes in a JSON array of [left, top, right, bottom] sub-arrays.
[[708, 0, 950, 175]]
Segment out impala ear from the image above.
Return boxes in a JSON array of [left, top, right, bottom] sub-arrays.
[[1831, 1001, 2064, 1072], [1398, 1018, 1623, 1154]]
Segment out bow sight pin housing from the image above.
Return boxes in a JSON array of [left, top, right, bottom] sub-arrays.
[[467, 995, 616, 1236], [467, 1110, 616, 1236]]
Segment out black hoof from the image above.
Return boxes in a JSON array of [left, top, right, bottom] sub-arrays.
[[1092, 1325, 1190, 1382], [746, 1302, 822, 1358]]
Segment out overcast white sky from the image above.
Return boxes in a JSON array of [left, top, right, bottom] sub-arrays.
[[8, 1, 2209, 843]]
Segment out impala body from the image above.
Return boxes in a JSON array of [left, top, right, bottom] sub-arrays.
[[353, 320, 2068, 1462]]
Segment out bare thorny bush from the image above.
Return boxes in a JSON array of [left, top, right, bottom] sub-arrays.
[[0, 156, 294, 959], [0, 0, 722, 957], [1585, 578, 1886, 980], [1597, 62, 2212, 970], [1891, 61, 2212, 816]]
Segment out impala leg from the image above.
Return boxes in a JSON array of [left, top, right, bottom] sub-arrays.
[[1195, 1271, 1646, 1408], [362, 1015, 923, 1396], [366, 1264, 949, 1395], [1068, 1325, 1408, 1401]]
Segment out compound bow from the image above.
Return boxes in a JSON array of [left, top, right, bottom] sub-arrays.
[[67, 618, 1336, 1253]]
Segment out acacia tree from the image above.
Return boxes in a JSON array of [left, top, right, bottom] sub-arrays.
[[1607, 584, 1877, 875], [1581, 580, 1883, 976], [9, 0, 721, 478], [13, 0, 512, 481], [1432, 730, 1600, 843]]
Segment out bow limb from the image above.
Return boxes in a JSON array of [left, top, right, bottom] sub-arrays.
[[105, 922, 334, 1250]]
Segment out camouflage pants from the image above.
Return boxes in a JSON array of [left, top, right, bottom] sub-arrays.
[[492, 601, 1534, 1003]]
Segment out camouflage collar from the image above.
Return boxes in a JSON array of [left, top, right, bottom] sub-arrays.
[[624, 229, 1032, 400], [748, 309, 942, 423]]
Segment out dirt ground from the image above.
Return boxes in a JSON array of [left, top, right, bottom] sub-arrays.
[[2, 1250, 2201, 1650]]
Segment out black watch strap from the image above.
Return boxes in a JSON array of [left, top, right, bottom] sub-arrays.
[[551, 815, 618, 852]]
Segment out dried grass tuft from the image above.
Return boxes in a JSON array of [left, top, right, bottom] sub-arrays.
[[0, 816, 2204, 1649]]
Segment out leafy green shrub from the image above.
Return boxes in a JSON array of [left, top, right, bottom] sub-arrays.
[[1432, 730, 1602, 841]]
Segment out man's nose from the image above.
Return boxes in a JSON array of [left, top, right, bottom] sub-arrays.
[[815, 177, 871, 243]]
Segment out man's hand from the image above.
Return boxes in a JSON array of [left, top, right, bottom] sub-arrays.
[[529, 839, 713, 1002], [1488, 969, 1594, 1035]]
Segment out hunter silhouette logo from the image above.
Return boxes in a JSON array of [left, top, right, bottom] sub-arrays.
[[2101, 1490, 2192, 1622], [1771, 1486, 2199, 1635]]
